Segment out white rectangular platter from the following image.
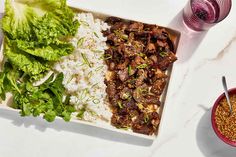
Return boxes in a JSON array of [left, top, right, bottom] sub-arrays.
[[0, 1, 181, 142]]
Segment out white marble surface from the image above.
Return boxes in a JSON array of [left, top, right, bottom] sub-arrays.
[[1, 0, 236, 156]]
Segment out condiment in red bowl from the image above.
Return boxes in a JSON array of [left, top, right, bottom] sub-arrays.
[[211, 88, 236, 147]]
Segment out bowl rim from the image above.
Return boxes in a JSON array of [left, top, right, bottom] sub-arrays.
[[211, 87, 236, 147]]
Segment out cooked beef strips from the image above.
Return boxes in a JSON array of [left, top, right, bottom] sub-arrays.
[[103, 17, 177, 135]]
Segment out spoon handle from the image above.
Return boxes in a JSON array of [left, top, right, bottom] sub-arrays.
[[222, 76, 233, 113]]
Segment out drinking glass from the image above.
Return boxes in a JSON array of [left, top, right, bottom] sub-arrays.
[[183, 0, 232, 31]]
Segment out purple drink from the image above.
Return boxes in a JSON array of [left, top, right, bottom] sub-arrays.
[[183, 0, 231, 31]]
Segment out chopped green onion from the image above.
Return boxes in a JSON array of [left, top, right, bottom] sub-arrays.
[[95, 66, 103, 71], [137, 103, 144, 110], [114, 30, 121, 36], [121, 92, 131, 100], [120, 127, 130, 130], [117, 101, 123, 109], [77, 37, 85, 47], [80, 88, 89, 100], [93, 99, 100, 104], [128, 65, 132, 76], [92, 49, 103, 53], [136, 64, 148, 69], [104, 54, 112, 60], [87, 71, 93, 79], [114, 30, 128, 40], [144, 114, 149, 123], [88, 109, 97, 116], [137, 52, 145, 57], [81, 53, 92, 68], [121, 34, 128, 40], [93, 32, 99, 38], [77, 107, 86, 119], [80, 20, 89, 27], [159, 51, 168, 57], [91, 83, 98, 88], [86, 95, 95, 102], [99, 54, 112, 60]]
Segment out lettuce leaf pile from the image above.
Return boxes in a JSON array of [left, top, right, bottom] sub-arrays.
[[1, 0, 79, 79], [0, 63, 75, 122], [0, 0, 79, 122]]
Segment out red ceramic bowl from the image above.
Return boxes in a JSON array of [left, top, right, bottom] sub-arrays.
[[211, 88, 236, 147]]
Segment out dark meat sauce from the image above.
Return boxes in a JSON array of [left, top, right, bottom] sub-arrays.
[[103, 17, 177, 135]]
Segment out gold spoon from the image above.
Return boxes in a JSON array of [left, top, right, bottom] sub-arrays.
[[222, 76, 233, 114]]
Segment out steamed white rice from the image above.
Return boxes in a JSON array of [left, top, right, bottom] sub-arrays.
[[54, 13, 111, 122]]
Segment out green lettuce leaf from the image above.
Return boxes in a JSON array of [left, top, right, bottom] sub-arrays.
[[1, 0, 79, 80], [4, 42, 49, 76]]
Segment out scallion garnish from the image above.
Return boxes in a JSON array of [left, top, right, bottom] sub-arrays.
[[92, 99, 100, 104], [117, 101, 123, 109], [136, 64, 148, 69], [80, 88, 89, 100], [144, 114, 149, 123], [95, 66, 103, 71], [159, 51, 168, 57], [99, 54, 112, 60], [77, 107, 86, 119], [81, 53, 92, 68], [77, 37, 85, 47], [128, 65, 132, 76], [93, 32, 99, 38], [87, 71, 93, 79], [80, 20, 89, 27]]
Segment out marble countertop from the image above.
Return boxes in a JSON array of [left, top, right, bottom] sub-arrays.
[[1, 0, 236, 156]]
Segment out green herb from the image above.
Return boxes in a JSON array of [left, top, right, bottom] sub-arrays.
[[92, 99, 100, 104], [91, 49, 103, 53], [121, 34, 128, 40], [80, 88, 89, 100], [119, 127, 130, 131], [85, 95, 95, 102], [114, 30, 128, 40], [81, 53, 92, 68], [136, 64, 148, 69], [77, 37, 85, 47], [77, 107, 86, 119], [114, 30, 121, 37], [121, 92, 131, 100], [95, 66, 103, 71], [144, 114, 149, 123], [93, 32, 99, 38], [117, 101, 123, 109], [80, 20, 89, 27], [100, 54, 112, 60], [91, 83, 99, 89], [137, 103, 144, 110], [159, 51, 168, 57], [87, 71, 93, 79], [13, 73, 75, 122], [128, 65, 132, 76], [137, 53, 145, 57], [87, 108, 97, 116]]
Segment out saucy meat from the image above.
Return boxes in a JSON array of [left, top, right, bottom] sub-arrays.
[[104, 17, 177, 135]]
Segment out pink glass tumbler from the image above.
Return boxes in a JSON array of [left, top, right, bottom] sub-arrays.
[[183, 0, 231, 31]]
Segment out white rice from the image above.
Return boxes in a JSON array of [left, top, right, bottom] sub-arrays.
[[54, 13, 111, 122]]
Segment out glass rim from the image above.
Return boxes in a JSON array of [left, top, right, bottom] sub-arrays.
[[190, 0, 232, 24]]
